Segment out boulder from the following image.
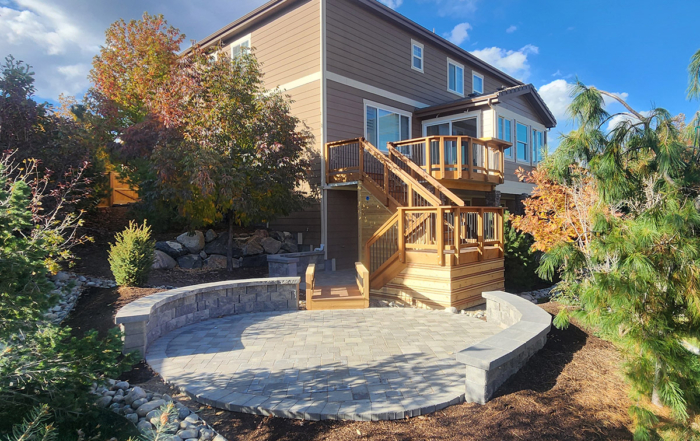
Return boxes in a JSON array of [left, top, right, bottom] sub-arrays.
[[177, 254, 202, 270], [136, 399, 166, 417], [204, 254, 233, 269], [177, 231, 205, 254], [153, 250, 177, 270], [241, 254, 268, 268], [243, 238, 264, 256], [261, 237, 282, 254], [156, 241, 188, 258], [252, 229, 269, 239], [204, 234, 243, 257], [205, 229, 217, 243], [281, 238, 298, 253], [270, 231, 285, 242]]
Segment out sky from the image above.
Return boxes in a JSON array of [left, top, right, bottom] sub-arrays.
[[1, 0, 699, 146]]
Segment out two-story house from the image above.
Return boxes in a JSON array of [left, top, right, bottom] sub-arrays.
[[193, 0, 556, 310]]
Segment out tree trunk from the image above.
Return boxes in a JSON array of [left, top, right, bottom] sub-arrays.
[[651, 360, 663, 407], [227, 212, 234, 272]]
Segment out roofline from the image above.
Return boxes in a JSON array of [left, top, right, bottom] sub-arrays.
[[185, 0, 523, 88]]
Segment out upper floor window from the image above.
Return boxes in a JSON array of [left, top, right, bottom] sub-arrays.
[[533, 129, 544, 163], [472, 72, 484, 94], [231, 34, 251, 59], [447, 59, 464, 96], [516, 122, 529, 162], [411, 40, 424, 72], [498, 116, 513, 159], [366, 103, 411, 151]]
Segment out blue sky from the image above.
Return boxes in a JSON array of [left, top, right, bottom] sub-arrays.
[[1, 0, 699, 145]]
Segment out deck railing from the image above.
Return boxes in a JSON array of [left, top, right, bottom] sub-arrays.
[[390, 136, 506, 184]]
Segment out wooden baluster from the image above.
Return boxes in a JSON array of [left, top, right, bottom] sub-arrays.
[[383, 161, 389, 195], [457, 137, 463, 180], [408, 182, 413, 207], [467, 139, 473, 181], [484, 144, 489, 182], [439, 137, 446, 179], [477, 207, 484, 261], [425, 139, 431, 178]]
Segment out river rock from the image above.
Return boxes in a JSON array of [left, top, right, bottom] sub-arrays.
[[137, 420, 153, 433], [199, 428, 215, 440], [177, 428, 199, 439], [156, 241, 188, 258], [114, 380, 129, 390], [131, 398, 148, 409], [177, 254, 202, 270], [125, 386, 147, 405], [137, 399, 166, 417], [177, 231, 205, 254], [96, 396, 112, 408], [205, 229, 217, 243], [260, 237, 282, 254], [126, 413, 139, 424], [153, 250, 177, 270]]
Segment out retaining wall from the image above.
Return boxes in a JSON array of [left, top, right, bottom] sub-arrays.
[[267, 250, 325, 277], [115, 278, 300, 357], [456, 291, 551, 404]]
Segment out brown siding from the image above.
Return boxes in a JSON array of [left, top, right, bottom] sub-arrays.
[[327, 79, 416, 142], [326, 189, 359, 269], [499, 95, 541, 123], [269, 202, 322, 248], [326, 0, 517, 107]]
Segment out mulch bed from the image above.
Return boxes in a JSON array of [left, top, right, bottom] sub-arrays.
[[65, 280, 633, 441]]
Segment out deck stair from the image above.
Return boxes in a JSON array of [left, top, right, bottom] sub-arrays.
[[318, 137, 507, 310]]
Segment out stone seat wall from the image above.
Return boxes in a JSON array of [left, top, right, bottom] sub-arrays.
[[456, 291, 552, 404], [115, 278, 300, 357]]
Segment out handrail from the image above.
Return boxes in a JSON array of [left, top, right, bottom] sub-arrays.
[[387, 144, 464, 207]]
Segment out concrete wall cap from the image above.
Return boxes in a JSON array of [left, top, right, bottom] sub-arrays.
[[266, 255, 300, 263], [115, 277, 300, 324]]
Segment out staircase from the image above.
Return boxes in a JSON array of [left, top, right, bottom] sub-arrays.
[[322, 138, 505, 310]]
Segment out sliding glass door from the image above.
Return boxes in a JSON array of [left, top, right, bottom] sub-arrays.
[[366, 105, 410, 151]]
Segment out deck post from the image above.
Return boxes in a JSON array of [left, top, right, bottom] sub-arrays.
[[477, 208, 484, 261], [358, 141, 364, 178], [437, 206, 445, 266], [425, 138, 431, 178], [454, 206, 461, 265]]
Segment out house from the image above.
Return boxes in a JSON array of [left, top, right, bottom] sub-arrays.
[[193, 0, 557, 310]]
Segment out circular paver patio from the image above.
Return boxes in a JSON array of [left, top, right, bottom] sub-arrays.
[[145, 308, 502, 421]]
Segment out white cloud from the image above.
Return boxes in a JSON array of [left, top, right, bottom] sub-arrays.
[[505, 25, 517, 33], [470, 44, 538, 81], [0, 0, 268, 101], [538, 79, 572, 123], [378, 0, 403, 8], [445, 22, 471, 45]]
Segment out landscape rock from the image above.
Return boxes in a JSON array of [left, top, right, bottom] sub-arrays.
[[177, 231, 205, 254], [96, 396, 112, 408], [205, 229, 217, 243], [125, 386, 147, 405], [199, 251, 207, 260], [125, 413, 139, 424], [204, 254, 233, 270], [270, 231, 285, 242], [153, 250, 178, 270], [156, 241, 188, 258], [204, 234, 243, 257], [137, 420, 153, 433], [200, 428, 215, 440], [243, 238, 264, 256], [260, 237, 282, 254], [252, 229, 269, 239], [52, 271, 71, 282], [281, 239, 298, 253], [136, 399, 166, 417], [446, 306, 458, 314], [177, 254, 202, 270], [177, 429, 199, 439], [114, 381, 129, 390], [131, 398, 148, 409]]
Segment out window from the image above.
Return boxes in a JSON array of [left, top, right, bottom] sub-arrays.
[[498, 116, 513, 159], [366, 104, 410, 151], [472, 72, 484, 94], [447, 59, 464, 95], [230, 34, 251, 58], [516, 122, 529, 162], [533, 129, 544, 163], [411, 40, 424, 72]]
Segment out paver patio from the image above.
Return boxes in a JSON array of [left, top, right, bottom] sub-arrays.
[[145, 308, 502, 420]]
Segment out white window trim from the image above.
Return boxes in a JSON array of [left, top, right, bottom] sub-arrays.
[[230, 33, 251, 57], [446, 58, 465, 97], [497, 115, 514, 160], [363, 99, 413, 149], [411, 40, 424, 73], [515, 121, 531, 165], [420, 110, 481, 138], [493, 105, 547, 165], [472, 71, 484, 94]]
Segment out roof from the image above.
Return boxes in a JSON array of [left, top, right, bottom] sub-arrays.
[[414, 84, 557, 128], [187, 0, 523, 88]]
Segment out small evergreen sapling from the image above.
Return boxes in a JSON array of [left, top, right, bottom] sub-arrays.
[[108, 220, 155, 286]]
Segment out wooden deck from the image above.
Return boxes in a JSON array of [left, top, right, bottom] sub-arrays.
[[305, 265, 370, 310]]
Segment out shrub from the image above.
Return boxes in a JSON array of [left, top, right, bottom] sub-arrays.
[[504, 215, 544, 292], [108, 220, 155, 286]]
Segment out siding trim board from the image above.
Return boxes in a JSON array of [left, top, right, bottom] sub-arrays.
[[326, 72, 429, 108]]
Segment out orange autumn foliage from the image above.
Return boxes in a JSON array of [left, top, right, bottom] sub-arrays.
[[510, 166, 600, 254]]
